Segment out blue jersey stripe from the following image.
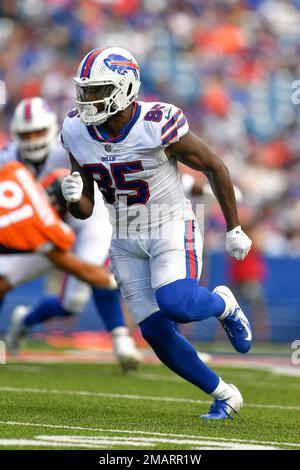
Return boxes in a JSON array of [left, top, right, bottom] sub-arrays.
[[162, 128, 178, 145], [177, 117, 187, 130], [161, 109, 182, 135]]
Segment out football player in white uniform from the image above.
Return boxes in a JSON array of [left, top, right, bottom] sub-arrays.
[[1, 97, 141, 369], [61, 46, 252, 419]]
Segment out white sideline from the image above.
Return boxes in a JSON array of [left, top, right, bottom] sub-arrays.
[[0, 385, 300, 411], [0, 420, 300, 449]]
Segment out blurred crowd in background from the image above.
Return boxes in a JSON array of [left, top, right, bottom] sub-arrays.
[[1, 0, 300, 257]]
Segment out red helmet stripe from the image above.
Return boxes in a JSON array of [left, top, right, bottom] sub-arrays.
[[81, 48, 105, 78], [110, 60, 138, 69], [24, 100, 32, 121]]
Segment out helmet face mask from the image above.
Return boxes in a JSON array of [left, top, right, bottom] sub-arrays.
[[75, 82, 119, 125], [11, 97, 58, 163], [76, 84, 116, 104], [17, 128, 48, 162], [74, 47, 141, 126]]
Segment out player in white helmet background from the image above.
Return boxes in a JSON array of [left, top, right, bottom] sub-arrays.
[[1, 96, 141, 370], [61, 46, 253, 420], [10, 97, 59, 166]]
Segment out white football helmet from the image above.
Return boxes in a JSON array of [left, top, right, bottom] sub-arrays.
[[10, 97, 58, 163], [74, 46, 141, 126]]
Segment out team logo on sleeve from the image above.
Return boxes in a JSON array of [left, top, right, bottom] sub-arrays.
[[103, 54, 139, 79]]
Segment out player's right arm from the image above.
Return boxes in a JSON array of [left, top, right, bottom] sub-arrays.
[[47, 248, 115, 288], [166, 128, 252, 260], [62, 153, 95, 220]]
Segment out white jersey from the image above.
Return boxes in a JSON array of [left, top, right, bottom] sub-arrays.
[[61, 101, 194, 236], [0, 138, 109, 232]]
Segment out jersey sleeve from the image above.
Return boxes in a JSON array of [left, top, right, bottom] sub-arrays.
[[27, 179, 75, 253], [8, 217, 75, 254], [0, 141, 18, 166], [0, 161, 75, 254], [36, 219, 75, 253], [161, 104, 189, 148], [60, 128, 70, 153], [61, 109, 80, 153]]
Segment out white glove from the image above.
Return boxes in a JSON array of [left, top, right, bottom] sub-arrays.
[[61, 172, 83, 203], [226, 225, 252, 260]]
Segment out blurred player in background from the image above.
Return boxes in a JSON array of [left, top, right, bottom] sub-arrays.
[[0, 160, 111, 284], [61, 46, 252, 420], [1, 97, 141, 369], [181, 172, 244, 203]]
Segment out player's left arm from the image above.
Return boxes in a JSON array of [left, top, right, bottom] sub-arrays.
[[167, 131, 238, 230], [167, 130, 252, 260]]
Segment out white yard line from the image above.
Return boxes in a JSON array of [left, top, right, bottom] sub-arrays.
[[37, 435, 153, 447], [0, 438, 151, 448], [0, 420, 300, 449], [0, 385, 300, 411], [0, 437, 277, 450], [36, 434, 240, 447], [35, 435, 278, 450]]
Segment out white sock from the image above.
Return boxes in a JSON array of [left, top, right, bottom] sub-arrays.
[[216, 293, 230, 320], [111, 326, 129, 337], [211, 378, 233, 400]]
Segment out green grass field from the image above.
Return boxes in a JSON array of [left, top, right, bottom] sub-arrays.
[[1, 360, 300, 450]]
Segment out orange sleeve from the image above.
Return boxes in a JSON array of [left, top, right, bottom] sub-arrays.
[[0, 161, 75, 253], [35, 218, 75, 253]]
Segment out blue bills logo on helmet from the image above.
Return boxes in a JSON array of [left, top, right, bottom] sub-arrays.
[[104, 54, 139, 79]]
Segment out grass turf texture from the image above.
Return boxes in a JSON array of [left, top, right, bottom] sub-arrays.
[[0, 362, 300, 450]]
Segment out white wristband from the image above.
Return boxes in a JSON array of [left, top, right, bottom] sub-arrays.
[[226, 225, 241, 237]]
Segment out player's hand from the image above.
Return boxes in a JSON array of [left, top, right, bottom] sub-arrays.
[[226, 226, 252, 260], [61, 172, 83, 203]]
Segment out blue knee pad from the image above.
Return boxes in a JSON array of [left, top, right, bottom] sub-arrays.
[[140, 310, 176, 346], [156, 278, 225, 323]]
